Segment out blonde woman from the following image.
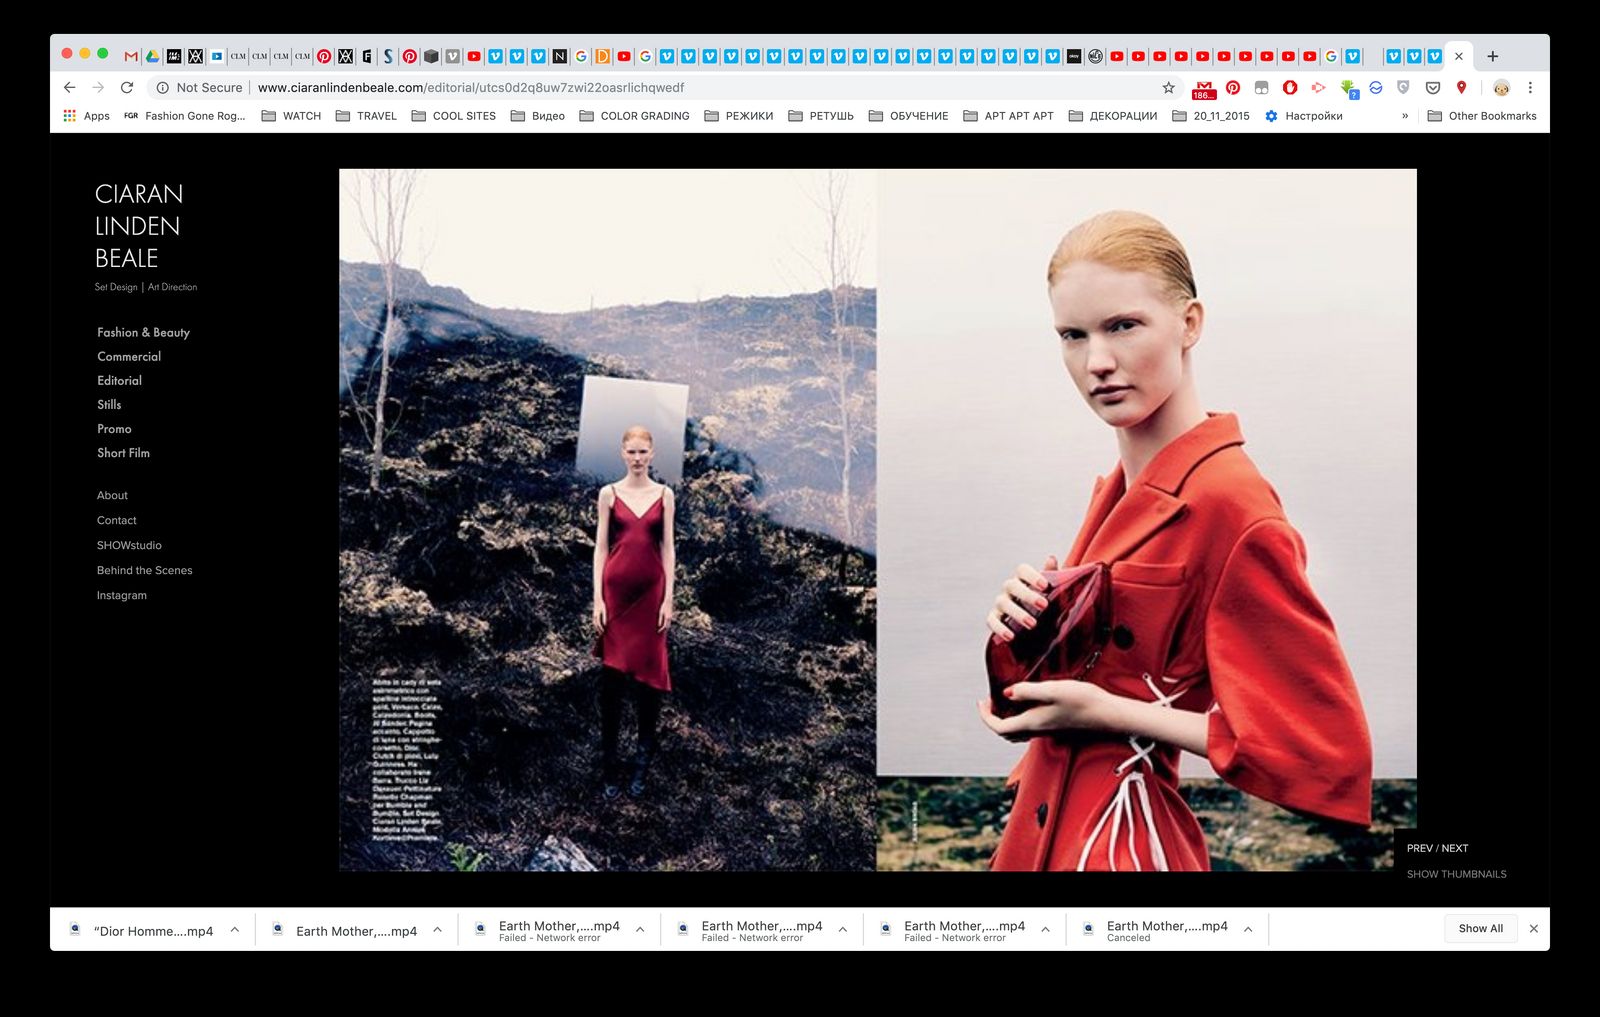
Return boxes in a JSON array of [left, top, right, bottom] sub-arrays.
[[593, 425, 675, 799], [980, 211, 1373, 871]]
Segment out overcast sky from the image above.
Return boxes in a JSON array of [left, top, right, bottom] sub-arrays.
[[339, 168, 877, 313]]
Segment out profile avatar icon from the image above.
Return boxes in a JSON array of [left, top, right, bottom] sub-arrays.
[[1494, 79, 1510, 96]]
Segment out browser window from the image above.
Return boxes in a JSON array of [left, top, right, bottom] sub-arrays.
[[48, 32, 1550, 953]]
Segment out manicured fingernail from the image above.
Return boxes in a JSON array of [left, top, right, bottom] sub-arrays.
[[1022, 617, 1036, 629], [1003, 687, 1015, 698], [1035, 597, 1048, 609]]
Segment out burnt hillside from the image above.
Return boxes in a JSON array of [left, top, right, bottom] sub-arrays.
[[340, 261, 876, 550], [339, 303, 875, 871]]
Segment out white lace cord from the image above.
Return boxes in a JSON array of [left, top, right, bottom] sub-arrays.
[[1076, 673, 1180, 872]]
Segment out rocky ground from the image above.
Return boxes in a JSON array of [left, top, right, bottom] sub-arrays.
[[339, 307, 875, 871]]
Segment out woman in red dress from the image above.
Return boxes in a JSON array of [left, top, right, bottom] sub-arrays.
[[593, 425, 674, 799], [979, 211, 1373, 871]]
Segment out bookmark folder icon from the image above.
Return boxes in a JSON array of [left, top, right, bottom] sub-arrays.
[[410, 110, 425, 122], [334, 109, 351, 122], [962, 109, 978, 122], [788, 109, 803, 122], [579, 110, 595, 121], [867, 109, 884, 121]]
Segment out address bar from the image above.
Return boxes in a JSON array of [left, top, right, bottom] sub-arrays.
[[137, 73, 1190, 101]]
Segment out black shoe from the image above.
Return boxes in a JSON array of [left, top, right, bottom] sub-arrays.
[[628, 749, 653, 797], [601, 754, 622, 800]]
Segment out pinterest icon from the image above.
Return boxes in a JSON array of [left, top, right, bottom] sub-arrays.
[[1226, 80, 1241, 95]]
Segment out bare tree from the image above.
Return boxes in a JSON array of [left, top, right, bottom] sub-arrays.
[[799, 170, 870, 583], [690, 283, 705, 401], [343, 169, 422, 492]]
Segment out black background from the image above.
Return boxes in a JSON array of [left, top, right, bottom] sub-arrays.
[[48, 133, 1551, 909]]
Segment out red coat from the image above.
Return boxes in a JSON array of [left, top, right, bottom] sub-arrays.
[[989, 412, 1372, 872]]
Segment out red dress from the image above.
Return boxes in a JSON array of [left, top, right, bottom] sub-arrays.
[[989, 413, 1372, 871], [595, 485, 671, 692]]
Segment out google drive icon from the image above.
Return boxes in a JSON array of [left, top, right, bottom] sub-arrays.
[[145, 49, 160, 63]]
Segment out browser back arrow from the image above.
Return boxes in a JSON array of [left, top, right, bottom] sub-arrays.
[[63, 81, 74, 92]]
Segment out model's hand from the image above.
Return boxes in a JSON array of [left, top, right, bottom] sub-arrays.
[[978, 680, 1121, 740], [986, 554, 1058, 641], [593, 601, 607, 634], [657, 600, 673, 633]]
